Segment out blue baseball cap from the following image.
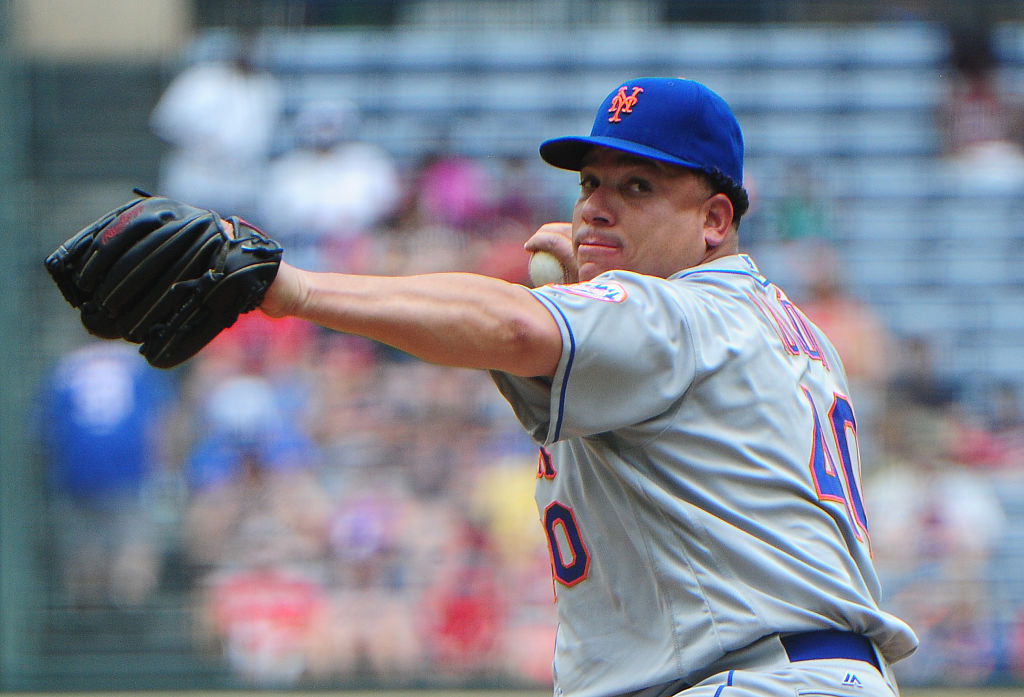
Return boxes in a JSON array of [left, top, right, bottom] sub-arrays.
[[540, 77, 744, 187]]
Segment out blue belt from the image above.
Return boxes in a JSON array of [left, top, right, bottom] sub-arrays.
[[781, 630, 880, 671]]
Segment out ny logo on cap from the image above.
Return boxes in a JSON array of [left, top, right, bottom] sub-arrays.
[[607, 86, 644, 123]]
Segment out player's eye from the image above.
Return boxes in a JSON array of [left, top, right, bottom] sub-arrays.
[[625, 177, 653, 194], [579, 174, 598, 195]]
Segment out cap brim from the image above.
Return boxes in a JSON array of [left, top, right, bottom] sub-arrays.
[[539, 135, 708, 173]]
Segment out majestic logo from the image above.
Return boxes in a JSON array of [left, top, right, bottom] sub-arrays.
[[841, 672, 863, 688], [607, 86, 643, 122]]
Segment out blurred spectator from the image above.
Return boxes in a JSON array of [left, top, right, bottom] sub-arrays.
[[745, 161, 825, 297], [985, 380, 1024, 468], [404, 152, 498, 234], [1005, 599, 1024, 682], [199, 562, 329, 687], [797, 245, 892, 387], [493, 155, 551, 227], [37, 341, 177, 608], [467, 216, 534, 285], [182, 373, 332, 686], [305, 336, 394, 475], [176, 327, 557, 687], [419, 518, 506, 678], [181, 373, 327, 565], [795, 243, 894, 463], [932, 379, 1024, 471], [309, 485, 441, 682], [866, 405, 1005, 685], [372, 195, 477, 280], [771, 161, 833, 244], [897, 580, 1001, 686], [200, 311, 320, 378], [939, 24, 1024, 192], [869, 407, 1005, 575], [381, 152, 543, 284], [468, 455, 558, 684], [150, 41, 283, 219], [886, 335, 962, 412], [260, 99, 403, 272], [988, 380, 1024, 435]]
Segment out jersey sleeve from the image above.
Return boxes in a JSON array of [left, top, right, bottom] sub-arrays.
[[492, 272, 699, 444]]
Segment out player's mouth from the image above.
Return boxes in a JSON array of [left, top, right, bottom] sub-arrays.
[[576, 233, 621, 256], [575, 230, 621, 251], [575, 232, 623, 278]]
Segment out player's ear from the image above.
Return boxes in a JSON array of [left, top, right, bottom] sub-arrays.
[[703, 193, 734, 250]]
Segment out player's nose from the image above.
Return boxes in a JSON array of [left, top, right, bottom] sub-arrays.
[[577, 187, 614, 227]]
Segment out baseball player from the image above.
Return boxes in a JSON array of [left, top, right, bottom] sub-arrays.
[[258, 77, 917, 696], [52, 77, 916, 697]]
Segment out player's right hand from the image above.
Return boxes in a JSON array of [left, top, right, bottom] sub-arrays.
[[525, 222, 577, 283]]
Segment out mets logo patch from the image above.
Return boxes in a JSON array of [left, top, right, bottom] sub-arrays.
[[550, 280, 627, 303], [608, 86, 643, 122]]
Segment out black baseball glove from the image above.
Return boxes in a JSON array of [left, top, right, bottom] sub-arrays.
[[45, 191, 283, 368]]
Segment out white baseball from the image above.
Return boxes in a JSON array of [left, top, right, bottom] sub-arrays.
[[528, 250, 568, 287]]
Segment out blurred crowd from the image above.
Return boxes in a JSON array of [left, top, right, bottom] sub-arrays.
[[34, 41, 1024, 689]]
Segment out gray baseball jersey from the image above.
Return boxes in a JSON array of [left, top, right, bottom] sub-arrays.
[[491, 254, 917, 697]]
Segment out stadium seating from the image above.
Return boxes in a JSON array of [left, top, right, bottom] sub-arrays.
[[31, 19, 1024, 689]]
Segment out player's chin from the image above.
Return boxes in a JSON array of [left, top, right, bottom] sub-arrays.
[[577, 261, 614, 282], [577, 250, 628, 281]]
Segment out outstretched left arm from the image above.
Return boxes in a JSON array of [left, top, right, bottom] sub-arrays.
[[261, 261, 563, 378]]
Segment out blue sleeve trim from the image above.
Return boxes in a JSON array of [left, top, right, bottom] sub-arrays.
[[531, 291, 576, 442], [711, 670, 734, 696]]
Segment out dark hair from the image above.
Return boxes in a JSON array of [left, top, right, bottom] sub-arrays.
[[635, 154, 750, 226], [703, 169, 750, 223]]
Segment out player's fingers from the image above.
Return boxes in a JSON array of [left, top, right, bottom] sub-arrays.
[[524, 222, 573, 260], [524, 222, 572, 251], [525, 223, 577, 283]]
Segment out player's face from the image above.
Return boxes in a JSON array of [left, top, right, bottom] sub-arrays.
[[572, 148, 718, 281]]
